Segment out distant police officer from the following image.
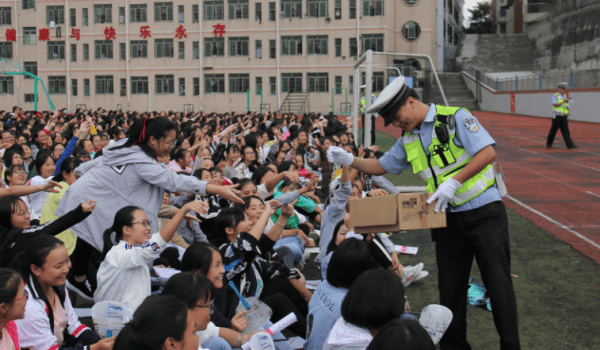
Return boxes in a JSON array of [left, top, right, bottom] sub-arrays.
[[327, 76, 520, 350], [359, 85, 377, 146], [547, 82, 577, 149]]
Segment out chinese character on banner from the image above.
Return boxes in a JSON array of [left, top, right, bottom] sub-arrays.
[[175, 24, 187, 39], [70, 28, 81, 41], [140, 25, 151, 39], [5, 28, 16, 42], [104, 26, 116, 40], [39, 28, 50, 41], [213, 24, 226, 38]]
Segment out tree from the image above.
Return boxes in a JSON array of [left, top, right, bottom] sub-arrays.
[[465, 1, 493, 34]]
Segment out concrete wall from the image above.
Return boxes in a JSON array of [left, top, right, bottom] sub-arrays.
[[462, 72, 600, 123]]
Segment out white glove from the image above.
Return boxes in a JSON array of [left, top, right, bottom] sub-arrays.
[[327, 146, 354, 166], [426, 178, 462, 213]]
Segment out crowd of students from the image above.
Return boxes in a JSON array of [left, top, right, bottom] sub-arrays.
[[0, 107, 435, 350]]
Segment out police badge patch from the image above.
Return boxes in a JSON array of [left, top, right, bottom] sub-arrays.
[[463, 117, 480, 132]]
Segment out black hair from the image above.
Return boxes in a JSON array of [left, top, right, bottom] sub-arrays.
[[111, 117, 176, 159], [213, 207, 245, 245], [327, 238, 374, 289], [0, 196, 25, 229], [241, 195, 264, 213], [161, 272, 213, 308], [18, 234, 65, 279], [341, 269, 405, 330], [4, 164, 26, 185], [113, 295, 189, 350], [192, 168, 212, 181], [180, 242, 220, 276], [52, 157, 83, 183], [366, 319, 436, 350], [33, 150, 55, 175], [225, 143, 240, 156], [0, 268, 22, 305], [251, 166, 273, 185], [102, 206, 139, 259], [172, 148, 189, 163], [327, 220, 347, 254], [277, 160, 296, 174], [30, 126, 47, 148], [2, 148, 23, 168]]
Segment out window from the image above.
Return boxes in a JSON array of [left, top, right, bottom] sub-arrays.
[[23, 0, 35, 10], [156, 75, 174, 94], [131, 40, 147, 58], [178, 5, 184, 23], [204, 37, 224, 57], [47, 41, 65, 60], [94, 40, 113, 59], [335, 38, 342, 57], [193, 77, 200, 96], [361, 71, 384, 91], [269, 39, 276, 58], [84, 78, 90, 96], [119, 43, 126, 61], [23, 62, 37, 78], [69, 8, 76, 27], [361, 33, 383, 53], [192, 5, 199, 23], [130, 4, 147, 22], [178, 41, 185, 59], [48, 76, 66, 94], [281, 36, 302, 56], [402, 21, 421, 40], [349, 37, 357, 57], [70, 44, 76, 62], [335, 76, 342, 94], [119, 7, 125, 24], [307, 72, 328, 92], [23, 27, 36, 45], [281, 73, 302, 93], [362, 0, 383, 16], [93, 4, 112, 24], [255, 2, 261, 22], [269, 76, 276, 95], [155, 38, 174, 58], [95, 75, 114, 94], [255, 40, 262, 59], [0, 77, 13, 94], [307, 35, 327, 55], [281, 0, 301, 18], [131, 76, 148, 94], [349, 0, 356, 19], [179, 77, 185, 96], [204, 1, 224, 20], [193, 41, 199, 59], [307, 0, 327, 18], [228, 37, 249, 56], [404, 0, 419, 4], [25, 93, 35, 102], [269, 2, 275, 21], [229, 73, 249, 93], [205, 74, 225, 93], [120, 78, 126, 96], [154, 2, 173, 22], [499, 23, 506, 34], [0, 43, 12, 59], [83, 43, 89, 61], [71, 79, 77, 96], [255, 76, 262, 95], [228, 0, 248, 20], [349, 75, 353, 93], [82, 8, 88, 26], [46, 6, 64, 25], [334, 0, 341, 19]]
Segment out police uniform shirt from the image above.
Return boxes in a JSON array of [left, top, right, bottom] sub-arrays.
[[551, 93, 569, 117], [378, 103, 502, 212]]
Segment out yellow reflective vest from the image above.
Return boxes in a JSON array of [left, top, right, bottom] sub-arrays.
[[553, 93, 569, 116]]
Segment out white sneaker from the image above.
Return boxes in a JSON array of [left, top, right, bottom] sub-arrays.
[[402, 263, 424, 287], [414, 270, 429, 282]]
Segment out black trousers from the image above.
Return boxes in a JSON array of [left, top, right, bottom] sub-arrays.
[[432, 201, 520, 350], [546, 115, 575, 148], [260, 276, 308, 337]]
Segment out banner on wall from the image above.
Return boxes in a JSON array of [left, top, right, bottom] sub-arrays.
[[510, 94, 515, 113]]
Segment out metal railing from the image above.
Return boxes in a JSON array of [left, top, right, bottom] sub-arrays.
[[528, 0, 600, 22]]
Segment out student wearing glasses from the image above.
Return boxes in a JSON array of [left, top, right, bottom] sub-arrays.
[[95, 200, 208, 314]]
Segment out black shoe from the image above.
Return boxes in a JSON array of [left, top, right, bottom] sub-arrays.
[[568, 145, 578, 149], [546, 145, 552, 149], [66, 276, 94, 301]]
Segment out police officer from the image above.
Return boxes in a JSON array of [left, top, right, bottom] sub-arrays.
[[547, 82, 577, 149], [359, 85, 377, 146], [327, 76, 520, 350]]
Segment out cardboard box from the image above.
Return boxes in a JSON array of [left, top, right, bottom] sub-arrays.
[[349, 193, 447, 233]]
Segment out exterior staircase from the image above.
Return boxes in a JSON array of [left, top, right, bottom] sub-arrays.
[[427, 72, 480, 111], [278, 91, 310, 114]]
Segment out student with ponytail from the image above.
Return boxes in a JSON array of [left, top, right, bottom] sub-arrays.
[[55, 117, 243, 299]]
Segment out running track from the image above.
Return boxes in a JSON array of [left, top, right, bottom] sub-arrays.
[[373, 112, 600, 264]]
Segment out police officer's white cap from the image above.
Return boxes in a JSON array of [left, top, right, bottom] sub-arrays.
[[366, 76, 409, 126], [557, 82, 568, 89], [360, 85, 366, 89]]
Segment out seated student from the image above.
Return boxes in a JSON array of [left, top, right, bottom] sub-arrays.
[[167, 148, 193, 174], [113, 295, 199, 350], [15, 235, 113, 350], [95, 200, 207, 314], [322, 270, 410, 350], [0, 268, 27, 350], [304, 239, 374, 350], [366, 319, 436, 350]]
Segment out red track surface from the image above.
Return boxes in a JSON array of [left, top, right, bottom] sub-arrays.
[[374, 112, 600, 264]]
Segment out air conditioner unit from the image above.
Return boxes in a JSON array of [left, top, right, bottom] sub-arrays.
[[184, 104, 194, 113]]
